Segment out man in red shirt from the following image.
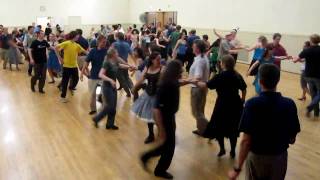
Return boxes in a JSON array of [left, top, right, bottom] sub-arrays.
[[271, 33, 288, 68]]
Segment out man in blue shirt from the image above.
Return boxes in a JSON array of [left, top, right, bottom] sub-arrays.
[[81, 35, 107, 115], [186, 29, 200, 72], [229, 64, 300, 180], [112, 32, 133, 97], [76, 29, 89, 70]]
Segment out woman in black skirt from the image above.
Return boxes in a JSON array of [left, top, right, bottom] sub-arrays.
[[140, 60, 193, 179], [197, 55, 247, 158]]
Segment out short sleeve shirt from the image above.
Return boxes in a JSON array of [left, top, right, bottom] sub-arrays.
[[86, 48, 108, 79], [57, 40, 85, 68], [113, 40, 132, 61], [299, 45, 320, 79], [102, 60, 119, 84], [239, 92, 300, 155], [30, 39, 50, 64], [218, 39, 231, 60], [189, 55, 210, 87]]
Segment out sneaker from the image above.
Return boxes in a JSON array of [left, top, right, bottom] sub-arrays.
[[39, 90, 45, 94], [60, 98, 68, 103], [89, 110, 97, 115]]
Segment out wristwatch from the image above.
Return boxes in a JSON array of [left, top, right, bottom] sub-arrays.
[[233, 166, 242, 173]]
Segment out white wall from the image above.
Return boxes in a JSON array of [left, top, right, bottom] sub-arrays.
[[0, 0, 130, 26], [129, 0, 320, 35]]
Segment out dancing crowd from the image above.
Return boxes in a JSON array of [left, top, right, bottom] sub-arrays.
[[1, 21, 320, 180]]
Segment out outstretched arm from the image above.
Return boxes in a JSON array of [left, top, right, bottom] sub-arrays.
[[213, 29, 223, 39], [247, 61, 260, 76]]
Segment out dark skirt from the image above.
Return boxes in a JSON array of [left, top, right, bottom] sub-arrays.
[[203, 97, 243, 139]]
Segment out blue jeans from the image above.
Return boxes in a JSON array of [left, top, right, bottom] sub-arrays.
[[93, 84, 117, 127], [305, 77, 320, 116]]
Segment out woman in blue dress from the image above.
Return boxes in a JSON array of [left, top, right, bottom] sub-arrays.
[[172, 32, 188, 66], [247, 44, 288, 94], [47, 33, 61, 83], [246, 36, 268, 76]]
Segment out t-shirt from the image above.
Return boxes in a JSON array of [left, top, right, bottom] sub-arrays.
[[113, 40, 132, 61], [299, 45, 320, 79], [187, 35, 200, 47], [272, 44, 287, 68], [86, 48, 107, 80], [189, 55, 210, 87], [170, 31, 180, 48], [154, 81, 180, 117], [23, 33, 36, 48], [77, 36, 89, 50], [239, 92, 300, 155], [0, 34, 11, 49], [218, 39, 232, 60], [102, 60, 119, 85], [30, 39, 50, 64], [57, 40, 85, 68]]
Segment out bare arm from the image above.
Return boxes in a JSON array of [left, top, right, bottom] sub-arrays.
[[28, 48, 34, 64], [213, 29, 223, 39], [228, 133, 252, 180], [241, 89, 247, 102], [156, 38, 165, 48], [80, 61, 90, 81], [275, 55, 292, 60], [246, 44, 258, 52], [247, 61, 260, 76], [173, 40, 181, 53], [293, 57, 303, 63], [132, 68, 147, 94]]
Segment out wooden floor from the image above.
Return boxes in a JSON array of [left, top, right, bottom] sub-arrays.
[[0, 62, 319, 180]]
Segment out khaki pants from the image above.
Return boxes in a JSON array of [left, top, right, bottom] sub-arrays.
[[191, 87, 208, 134], [246, 151, 288, 180], [88, 79, 102, 111]]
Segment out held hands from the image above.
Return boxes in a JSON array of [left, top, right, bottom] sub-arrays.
[[110, 80, 117, 89], [129, 65, 137, 72], [228, 169, 240, 180], [30, 59, 35, 65], [80, 73, 84, 81]]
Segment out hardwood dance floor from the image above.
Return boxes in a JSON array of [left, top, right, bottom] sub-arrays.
[[0, 62, 319, 180]]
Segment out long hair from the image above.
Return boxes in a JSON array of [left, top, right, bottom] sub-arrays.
[[146, 51, 160, 67], [212, 38, 221, 47], [262, 44, 274, 59], [159, 60, 182, 86], [134, 47, 145, 60]]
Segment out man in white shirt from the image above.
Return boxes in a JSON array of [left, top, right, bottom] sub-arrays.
[[189, 39, 210, 135]]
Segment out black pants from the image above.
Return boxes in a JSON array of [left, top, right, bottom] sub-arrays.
[[31, 63, 47, 91], [117, 69, 133, 96], [28, 63, 33, 75], [142, 115, 176, 173], [232, 54, 238, 63], [61, 67, 79, 98], [217, 136, 237, 153]]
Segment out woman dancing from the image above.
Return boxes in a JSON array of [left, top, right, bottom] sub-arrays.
[[197, 55, 247, 158], [132, 52, 163, 144]]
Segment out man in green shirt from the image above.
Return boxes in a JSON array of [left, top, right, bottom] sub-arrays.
[[169, 25, 181, 57]]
